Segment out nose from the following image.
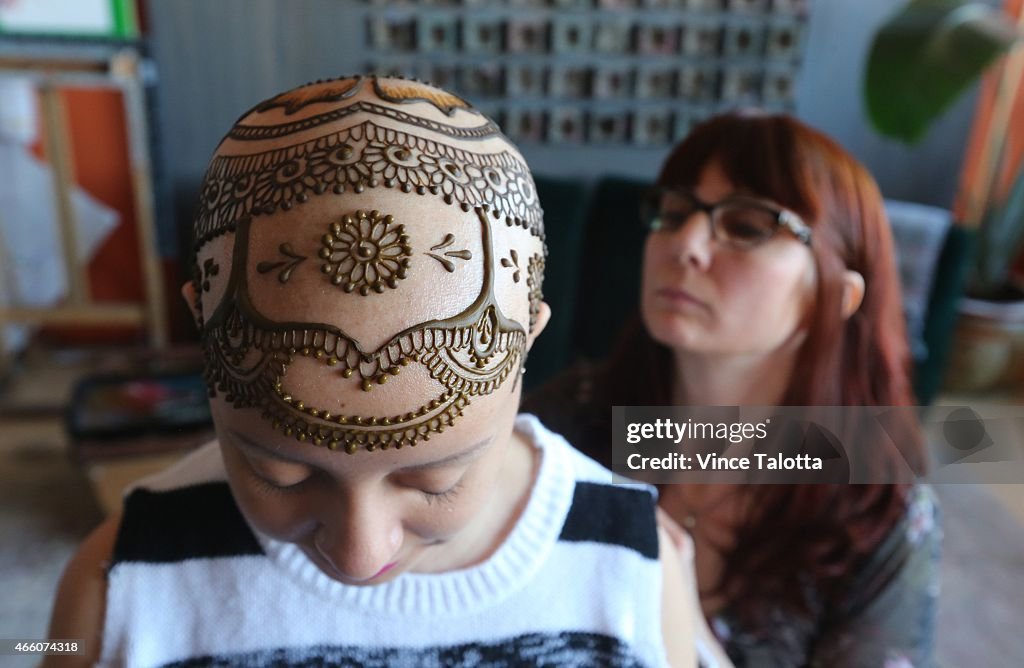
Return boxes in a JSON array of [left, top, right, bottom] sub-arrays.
[[314, 501, 403, 582], [667, 211, 713, 270]]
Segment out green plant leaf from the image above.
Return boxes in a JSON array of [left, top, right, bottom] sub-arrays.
[[865, 0, 1018, 144]]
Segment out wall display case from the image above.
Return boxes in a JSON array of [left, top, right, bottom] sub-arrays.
[[360, 0, 809, 146]]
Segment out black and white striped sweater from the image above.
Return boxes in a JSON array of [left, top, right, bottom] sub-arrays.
[[99, 414, 669, 667]]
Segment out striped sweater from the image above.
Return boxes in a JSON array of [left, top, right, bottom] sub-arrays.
[[99, 414, 669, 667]]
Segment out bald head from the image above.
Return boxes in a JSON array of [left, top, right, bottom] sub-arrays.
[[192, 76, 545, 454]]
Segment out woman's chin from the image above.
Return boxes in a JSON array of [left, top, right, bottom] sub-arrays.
[[646, 316, 708, 352]]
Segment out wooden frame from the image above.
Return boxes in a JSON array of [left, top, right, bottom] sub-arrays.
[[0, 47, 167, 371]]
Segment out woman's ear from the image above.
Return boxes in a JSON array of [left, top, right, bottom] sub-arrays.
[[526, 302, 551, 351], [181, 281, 201, 329], [841, 270, 865, 320]]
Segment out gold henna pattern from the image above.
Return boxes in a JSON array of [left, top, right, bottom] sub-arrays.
[[501, 250, 521, 283], [425, 234, 472, 272], [201, 258, 220, 292], [255, 76, 363, 115], [200, 209, 527, 452], [256, 243, 306, 283], [318, 210, 412, 295], [229, 101, 502, 142], [194, 121, 542, 251], [526, 253, 545, 333], [371, 77, 474, 116]]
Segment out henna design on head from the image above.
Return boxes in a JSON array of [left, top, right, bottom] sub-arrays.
[[195, 77, 545, 454], [371, 77, 474, 116], [318, 209, 412, 295], [201, 209, 525, 453], [526, 253, 545, 333], [425, 234, 472, 272], [256, 243, 306, 284], [194, 122, 542, 252], [201, 258, 220, 292], [255, 76, 363, 115], [501, 250, 521, 283], [229, 100, 503, 143]]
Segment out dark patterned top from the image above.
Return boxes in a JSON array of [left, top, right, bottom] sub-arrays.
[[523, 361, 942, 668]]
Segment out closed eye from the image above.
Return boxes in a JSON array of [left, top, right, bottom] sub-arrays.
[[421, 480, 464, 505], [242, 452, 313, 492], [251, 470, 308, 495]]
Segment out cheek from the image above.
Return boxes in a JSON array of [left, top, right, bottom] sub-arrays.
[[407, 454, 505, 540], [719, 254, 814, 328], [640, 239, 665, 312], [641, 237, 663, 286]]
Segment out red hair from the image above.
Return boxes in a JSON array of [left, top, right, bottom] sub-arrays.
[[609, 111, 923, 620]]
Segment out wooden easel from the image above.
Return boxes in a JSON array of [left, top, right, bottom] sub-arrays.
[[0, 47, 167, 375]]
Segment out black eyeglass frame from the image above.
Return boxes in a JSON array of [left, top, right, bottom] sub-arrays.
[[640, 186, 813, 247]]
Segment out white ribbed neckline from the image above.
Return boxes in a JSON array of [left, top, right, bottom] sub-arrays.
[[255, 414, 575, 617]]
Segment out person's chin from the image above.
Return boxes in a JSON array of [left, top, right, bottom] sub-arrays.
[[647, 314, 705, 349]]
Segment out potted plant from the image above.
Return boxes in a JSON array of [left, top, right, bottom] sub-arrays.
[[864, 0, 1024, 390]]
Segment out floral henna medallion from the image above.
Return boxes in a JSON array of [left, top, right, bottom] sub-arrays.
[[319, 210, 412, 295]]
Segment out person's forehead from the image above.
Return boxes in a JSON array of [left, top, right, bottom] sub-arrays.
[[242, 190, 491, 350], [221, 403, 499, 472]]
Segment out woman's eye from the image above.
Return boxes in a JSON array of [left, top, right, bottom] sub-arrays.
[[246, 457, 312, 491], [720, 209, 774, 242], [421, 480, 464, 505], [727, 220, 765, 238], [250, 472, 306, 495], [657, 211, 689, 230]]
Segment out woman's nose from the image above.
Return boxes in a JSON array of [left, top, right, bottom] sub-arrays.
[[668, 212, 713, 270], [314, 506, 403, 582]]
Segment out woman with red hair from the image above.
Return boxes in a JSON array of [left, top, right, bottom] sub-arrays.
[[525, 111, 940, 667]]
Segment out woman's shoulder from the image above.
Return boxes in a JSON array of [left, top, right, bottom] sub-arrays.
[[875, 484, 942, 568], [837, 484, 942, 618]]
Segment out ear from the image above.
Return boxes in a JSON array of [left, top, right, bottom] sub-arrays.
[[840, 270, 865, 320], [526, 301, 551, 351], [181, 281, 202, 329]]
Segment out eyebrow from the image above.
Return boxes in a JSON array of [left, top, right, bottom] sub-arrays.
[[395, 436, 495, 472], [228, 430, 309, 464], [227, 429, 494, 470]]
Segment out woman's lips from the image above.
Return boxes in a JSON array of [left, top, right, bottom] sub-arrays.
[[655, 287, 709, 309], [372, 561, 398, 579]]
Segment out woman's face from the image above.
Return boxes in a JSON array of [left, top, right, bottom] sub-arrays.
[[641, 160, 817, 357], [213, 385, 522, 586]]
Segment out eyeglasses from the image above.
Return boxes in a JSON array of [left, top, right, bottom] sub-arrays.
[[640, 187, 812, 249]]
